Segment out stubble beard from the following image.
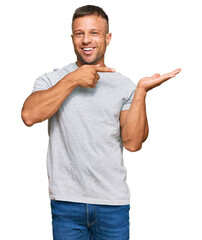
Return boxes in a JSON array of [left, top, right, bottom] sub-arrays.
[[74, 43, 107, 66], [76, 51, 103, 66]]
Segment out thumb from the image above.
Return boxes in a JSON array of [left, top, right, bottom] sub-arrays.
[[151, 73, 160, 78]]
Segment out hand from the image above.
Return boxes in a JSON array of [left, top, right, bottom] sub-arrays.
[[137, 68, 181, 93], [69, 64, 116, 88]]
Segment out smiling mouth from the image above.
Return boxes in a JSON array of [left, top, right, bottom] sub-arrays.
[[81, 47, 96, 55]]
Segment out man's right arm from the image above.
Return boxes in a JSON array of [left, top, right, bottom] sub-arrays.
[[21, 65, 115, 127], [21, 73, 78, 127]]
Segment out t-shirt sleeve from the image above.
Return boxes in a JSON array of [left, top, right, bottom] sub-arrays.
[[121, 80, 137, 111], [31, 73, 52, 93]]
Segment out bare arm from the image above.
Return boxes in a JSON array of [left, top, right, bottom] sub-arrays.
[[21, 74, 78, 127], [121, 68, 181, 152], [21, 65, 115, 127], [120, 87, 149, 152]]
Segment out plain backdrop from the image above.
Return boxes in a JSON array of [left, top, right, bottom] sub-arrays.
[[0, 0, 201, 239]]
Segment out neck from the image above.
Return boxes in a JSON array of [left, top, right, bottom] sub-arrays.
[[76, 58, 106, 68]]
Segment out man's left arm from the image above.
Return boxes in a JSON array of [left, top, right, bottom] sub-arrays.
[[120, 68, 181, 152], [120, 87, 149, 152]]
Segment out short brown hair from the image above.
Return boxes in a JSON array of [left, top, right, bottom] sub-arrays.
[[72, 5, 109, 33]]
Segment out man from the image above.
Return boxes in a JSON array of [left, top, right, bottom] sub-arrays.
[[21, 5, 181, 240]]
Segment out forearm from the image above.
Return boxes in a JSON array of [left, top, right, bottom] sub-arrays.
[[121, 87, 148, 151], [143, 116, 149, 142], [21, 74, 78, 126], [121, 67, 182, 151]]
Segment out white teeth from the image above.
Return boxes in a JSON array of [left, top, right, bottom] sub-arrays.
[[83, 48, 93, 51]]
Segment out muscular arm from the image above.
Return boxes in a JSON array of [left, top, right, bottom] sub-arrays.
[[120, 87, 149, 152], [21, 74, 78, 126], [21, 65, 115, 127], [120, 68, 181, 152]]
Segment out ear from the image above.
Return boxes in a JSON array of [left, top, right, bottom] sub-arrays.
[[106, 33, 112, 46]]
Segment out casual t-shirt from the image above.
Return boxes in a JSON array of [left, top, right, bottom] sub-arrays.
[[32, 62, 136, 205]]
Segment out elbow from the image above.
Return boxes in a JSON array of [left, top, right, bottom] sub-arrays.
[[21, 109, 34, 127], [23, 119, 34, 127], [124, 142, 142, 152], [129, 145, 142, 152]]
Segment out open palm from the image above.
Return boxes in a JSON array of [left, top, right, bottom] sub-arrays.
[[138, 68, 181, 92]]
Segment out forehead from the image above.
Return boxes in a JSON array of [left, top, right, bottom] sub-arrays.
[[72, 15, 107, 32]]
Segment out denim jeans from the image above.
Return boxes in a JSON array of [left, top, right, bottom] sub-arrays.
[[50, 200, 130, 240]]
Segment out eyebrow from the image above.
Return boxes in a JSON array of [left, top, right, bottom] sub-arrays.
[[73, 28, 100, 33], [73, 29, 82, 33]]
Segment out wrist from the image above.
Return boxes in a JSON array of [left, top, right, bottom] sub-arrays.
[[135, 85, 147, 100], [63, 72, 79, 88]]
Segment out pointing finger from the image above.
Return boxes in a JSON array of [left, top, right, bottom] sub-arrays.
[[94, 66, 116, 73]]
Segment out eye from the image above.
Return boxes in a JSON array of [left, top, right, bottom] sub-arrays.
[[92, 32, 98, 35], [75, 32, 83, 36]]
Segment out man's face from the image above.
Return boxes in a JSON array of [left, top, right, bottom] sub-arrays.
[[71, 15, 112, 67]]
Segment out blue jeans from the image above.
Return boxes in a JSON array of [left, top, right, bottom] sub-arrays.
[[50, 200, 130, 240]]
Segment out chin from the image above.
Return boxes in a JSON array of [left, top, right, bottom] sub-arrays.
[[80, 57, 98, 65]]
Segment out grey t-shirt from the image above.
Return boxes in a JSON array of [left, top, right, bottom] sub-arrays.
[[32, 62, 136, 205]]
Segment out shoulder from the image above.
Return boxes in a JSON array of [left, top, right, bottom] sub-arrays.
[[32, 63, 74, 92], [40, 62, 76, 85]]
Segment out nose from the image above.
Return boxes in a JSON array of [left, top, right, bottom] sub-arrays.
[[82, 33, 92, 44]]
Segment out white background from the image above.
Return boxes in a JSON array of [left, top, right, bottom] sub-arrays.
[[0, 0, 201, 239]]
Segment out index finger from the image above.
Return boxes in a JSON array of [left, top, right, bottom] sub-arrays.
[[161, 68, 181, 78], [94, 66, 116, 73], [170, 68, 182, 75]]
